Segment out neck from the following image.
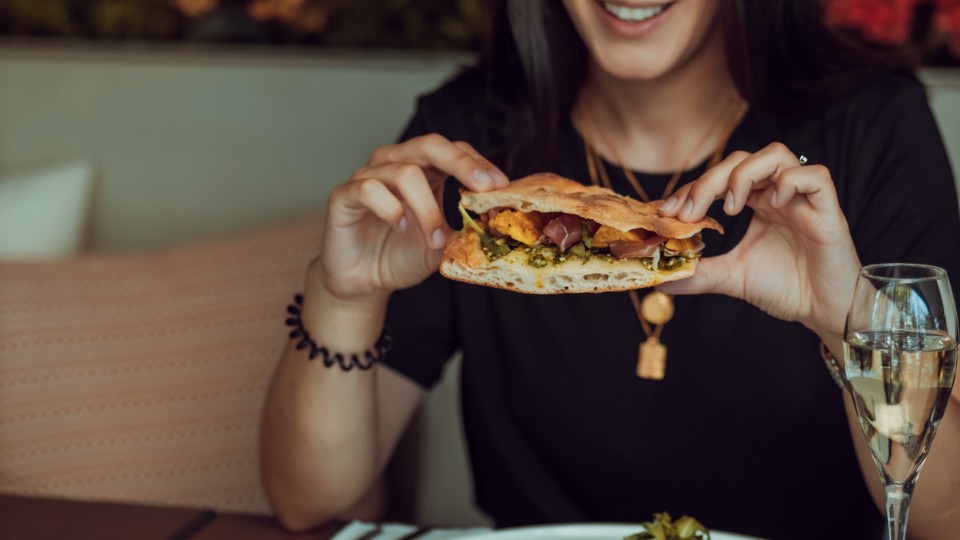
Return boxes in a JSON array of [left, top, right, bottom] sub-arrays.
[[578, 25, 741, 173]]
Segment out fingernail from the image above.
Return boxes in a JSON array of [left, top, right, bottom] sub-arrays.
[[431, 228, 446, 248], [770, 190, 779, 206], [398, 217, 408, 232], [724, 191, 735, 214], [473, 169, 492, 189], [490, 169, 509, 186], [681, 199, 695, 219], [661, 196, 678, 212]]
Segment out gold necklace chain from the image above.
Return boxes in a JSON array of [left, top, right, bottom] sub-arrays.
[[576, 95, 746, 379], [579, 95, 745, 201]]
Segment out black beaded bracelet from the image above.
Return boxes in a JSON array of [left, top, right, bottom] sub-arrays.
[[285, 294, 393, 371]]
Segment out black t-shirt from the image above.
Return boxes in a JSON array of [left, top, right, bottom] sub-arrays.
[[382, 69, 960, 540]]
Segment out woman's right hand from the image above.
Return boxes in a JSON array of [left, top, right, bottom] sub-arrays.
[[267, 134, 504, 528], [315, 134, 508, 302]]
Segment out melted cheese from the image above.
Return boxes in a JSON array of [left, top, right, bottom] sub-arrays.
[[591, 225, 645, 248], [489, 210, 543, 246], [664, 234, 702, 252]]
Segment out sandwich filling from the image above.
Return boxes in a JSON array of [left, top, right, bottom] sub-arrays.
[[459, 204, 705, 272]]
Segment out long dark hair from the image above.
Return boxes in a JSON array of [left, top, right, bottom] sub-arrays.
[[479, 0, 910, 175]]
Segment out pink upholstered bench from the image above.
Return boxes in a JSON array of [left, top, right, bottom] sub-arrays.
[[0, 214, 323, 515]]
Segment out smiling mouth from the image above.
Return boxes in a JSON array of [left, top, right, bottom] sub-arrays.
[[598, 1, 676, 23]]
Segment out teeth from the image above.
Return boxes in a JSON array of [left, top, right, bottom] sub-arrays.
[[603, 2, 665, 23]]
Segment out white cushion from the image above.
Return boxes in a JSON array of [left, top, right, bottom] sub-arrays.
[[0, 160, 95, 260]]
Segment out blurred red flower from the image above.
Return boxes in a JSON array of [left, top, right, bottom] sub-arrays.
[[247, 0, 329, 34], [824, 0, 918, 44], [825, 0, 960, 58], [933, 0, 960, 55], [169, 0, 220, 18]]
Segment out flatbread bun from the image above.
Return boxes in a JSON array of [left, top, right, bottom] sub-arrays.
[[460, 173, 722, 238], [439, 173, 719, 295]]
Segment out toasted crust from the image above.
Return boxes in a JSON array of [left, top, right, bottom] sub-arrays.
[[439, 231, 696, 294], [460, 173, 723, 238]]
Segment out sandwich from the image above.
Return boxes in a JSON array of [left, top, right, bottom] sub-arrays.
[[439, 173, 723, 294]]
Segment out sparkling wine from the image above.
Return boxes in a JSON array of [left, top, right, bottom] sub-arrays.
[[844, 331, 958, 484]]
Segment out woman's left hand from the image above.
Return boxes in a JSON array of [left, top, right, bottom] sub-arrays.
[[656, 142, 861, 342]]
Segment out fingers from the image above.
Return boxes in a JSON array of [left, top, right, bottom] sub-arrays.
[[350, 163, 449, 248], [659, 150, 751, 220], [452, 140, 510, 188], [385, 164, 449, 247], [368, 134, 508, 192], [659, 142, 804, 222], [767, 164, 838, 213], [349, 178, 406, 231], [343, 133, 506, 251]]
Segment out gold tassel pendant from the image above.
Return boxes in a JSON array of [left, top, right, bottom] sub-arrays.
[[637, 336, 667, 380]]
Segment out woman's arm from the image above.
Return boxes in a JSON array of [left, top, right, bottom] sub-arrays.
[[659, 142, 960, 540], [259, 278, 424, 531], [259, 134, 508, 531]]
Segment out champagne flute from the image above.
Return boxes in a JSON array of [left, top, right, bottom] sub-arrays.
[[844, 264, 958, 540]]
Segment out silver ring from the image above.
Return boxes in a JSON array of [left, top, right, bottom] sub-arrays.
[[798, 155, 809, 166]]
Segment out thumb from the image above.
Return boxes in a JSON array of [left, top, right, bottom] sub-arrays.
[[655, 256, 743, 299]]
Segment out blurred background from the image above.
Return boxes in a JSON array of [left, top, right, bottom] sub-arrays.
[[1, 0, 959, 253], [0, 0, 483, 49], [0, 0, 485, 252], [0, 0, 960, 251], [1, 0, 960, 531]]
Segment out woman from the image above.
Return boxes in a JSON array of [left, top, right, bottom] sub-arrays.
[[260, 1, 960, 538]]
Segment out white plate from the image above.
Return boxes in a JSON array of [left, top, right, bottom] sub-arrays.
[[452, 523, 764, 540]]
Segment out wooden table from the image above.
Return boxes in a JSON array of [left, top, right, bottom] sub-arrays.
[[0, 495, 343, 540]]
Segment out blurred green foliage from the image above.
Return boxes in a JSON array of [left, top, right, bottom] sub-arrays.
[[318, 0, 483, 49], [0, 0, 483, 50], [91, 0, 182, 40], [0, 0, 183, 40]]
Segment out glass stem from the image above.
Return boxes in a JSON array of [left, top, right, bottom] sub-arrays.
[[884, 480, 916, 540]]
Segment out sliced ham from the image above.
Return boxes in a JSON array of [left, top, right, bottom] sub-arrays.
[[582, 219, 601, 235], [609, 236, 666, 259], [543, 214, 583, 252]]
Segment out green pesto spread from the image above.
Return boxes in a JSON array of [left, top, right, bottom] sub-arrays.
[[482, 241, 695, 270], [639, 255, 689, 271], [524, 245, 557, 268], [659, 255, 689, 271]]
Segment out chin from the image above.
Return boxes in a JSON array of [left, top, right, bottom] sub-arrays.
[[592, 43, 689, 81]]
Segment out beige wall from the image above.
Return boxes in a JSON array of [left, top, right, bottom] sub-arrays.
[[0, 45, 467, 252], [3, 48, 957, 255], [926, 68, 960, 188]]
